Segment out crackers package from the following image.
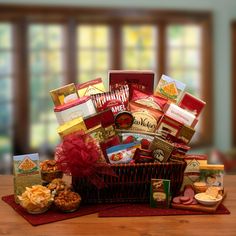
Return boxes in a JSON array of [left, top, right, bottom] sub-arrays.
[[181, 154, 208, 191], [50, 83, 79, 106], [13, 153, 42, 203], [129, 102, 163, 133], [77, 78, 106, 97], [154, 74, 186, 103]]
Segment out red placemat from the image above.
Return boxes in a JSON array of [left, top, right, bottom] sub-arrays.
[[2, 195, 117, 226], [98, 203, 230, 217], [2, 195, 230, 226]]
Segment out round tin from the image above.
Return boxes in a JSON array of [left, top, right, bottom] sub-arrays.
[[115, 111, 134, 129]]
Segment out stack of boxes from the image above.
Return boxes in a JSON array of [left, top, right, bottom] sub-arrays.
[[50, 71, 223, 191]]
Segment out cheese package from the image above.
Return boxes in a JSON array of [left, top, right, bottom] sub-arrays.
[[154, 74, 186, 103], [199, 164, 224, 191], [54, 96, 96, 125], [50, 83, 79, 106], [109, 70, 155, 98], [164, 103, 198, 128], [178, 92, 206, 117], [13, 153, 42, 203], [77, 78, 106, 97], [57, 117, 87, 138]]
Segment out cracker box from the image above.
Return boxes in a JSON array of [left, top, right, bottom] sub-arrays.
[[154, 74, 186, 103], [156, 115, 183, 137], [57, 117, 87, 138], [77, 78, 106, 97], [181, 154, 208, 190], [150, 179, 170, 208], [178, 92, 206, 117], [163, 103, 198, 128], [50, 83, 79, 106], [129, 102, 163, 133], [109, 70, 155, 98], [54, 96, 96, 125], [13, 153, 42, 203], [149, 136, 174, 162]]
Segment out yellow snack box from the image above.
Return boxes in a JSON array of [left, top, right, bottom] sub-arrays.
[[13, 153, 42, 203], [50, 83, 79, 106], [57, 117, 87, 138], [77, 78, 106, 97]]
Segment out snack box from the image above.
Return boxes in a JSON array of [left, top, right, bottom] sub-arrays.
[[155, 114, 183, 137], [84, 109, 115, 139], [50, 83, 79, 106], [108, 70, 155, 98], [91, 85, 129, 115], [181, 154, 208, 190], [57, 117, 87, 138], [149, 136, 174, 162], [156, 114, 196, 144], [77, 78, 106, 97], [131, 88, 168, 112], [150, 179, 170, 208], [54, 96, 96, 125], [178, 92, 206, 117], [199, 164, 224, 191], [154, 74, 186, 103], [13, 153, 42, 203], [163, 103, 198, 128], [129, 101, 163, 133]]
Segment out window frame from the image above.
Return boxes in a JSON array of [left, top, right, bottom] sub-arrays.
[[0, 4, 213, 155], [232, 21, 236, 147]]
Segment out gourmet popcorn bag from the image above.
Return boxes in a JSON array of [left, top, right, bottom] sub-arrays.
[[48, 72, 210, 204]]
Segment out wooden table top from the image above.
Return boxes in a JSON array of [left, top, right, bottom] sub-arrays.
[[0, 175, 236, 236]]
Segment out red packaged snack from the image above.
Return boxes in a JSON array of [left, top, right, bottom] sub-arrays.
[[155, 115, 183, 137], [84, 109, 114, 129], [100, 135, 121, 162], [84, 109, 116, 139], [131, 88, 168, 111], [129, 102, 163, 133], [178, 92, 206, 117], [133, 148, 154, 163], [108, 70, 155, 98], [91, 85, 129, 115]]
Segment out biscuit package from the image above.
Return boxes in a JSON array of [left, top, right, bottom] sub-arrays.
[[13, 153, 42, 203], [154, 74, 186, 103], [77, 78, 106, 97], [50, 83, 79, 106]]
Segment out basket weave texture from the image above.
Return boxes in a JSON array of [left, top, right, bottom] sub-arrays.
[[72, 160, 186, 204]]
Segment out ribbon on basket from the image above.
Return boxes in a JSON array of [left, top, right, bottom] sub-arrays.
[[55, 131, 116, 189]]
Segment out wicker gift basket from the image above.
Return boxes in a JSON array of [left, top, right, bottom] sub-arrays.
[[72, 159, 186, 204]]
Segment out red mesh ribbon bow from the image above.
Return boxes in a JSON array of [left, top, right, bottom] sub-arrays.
[[55, 131, 116, 189]]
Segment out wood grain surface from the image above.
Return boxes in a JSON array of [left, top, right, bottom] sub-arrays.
[[0, 175, 236, 236], [171, 193, 227, 213]]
